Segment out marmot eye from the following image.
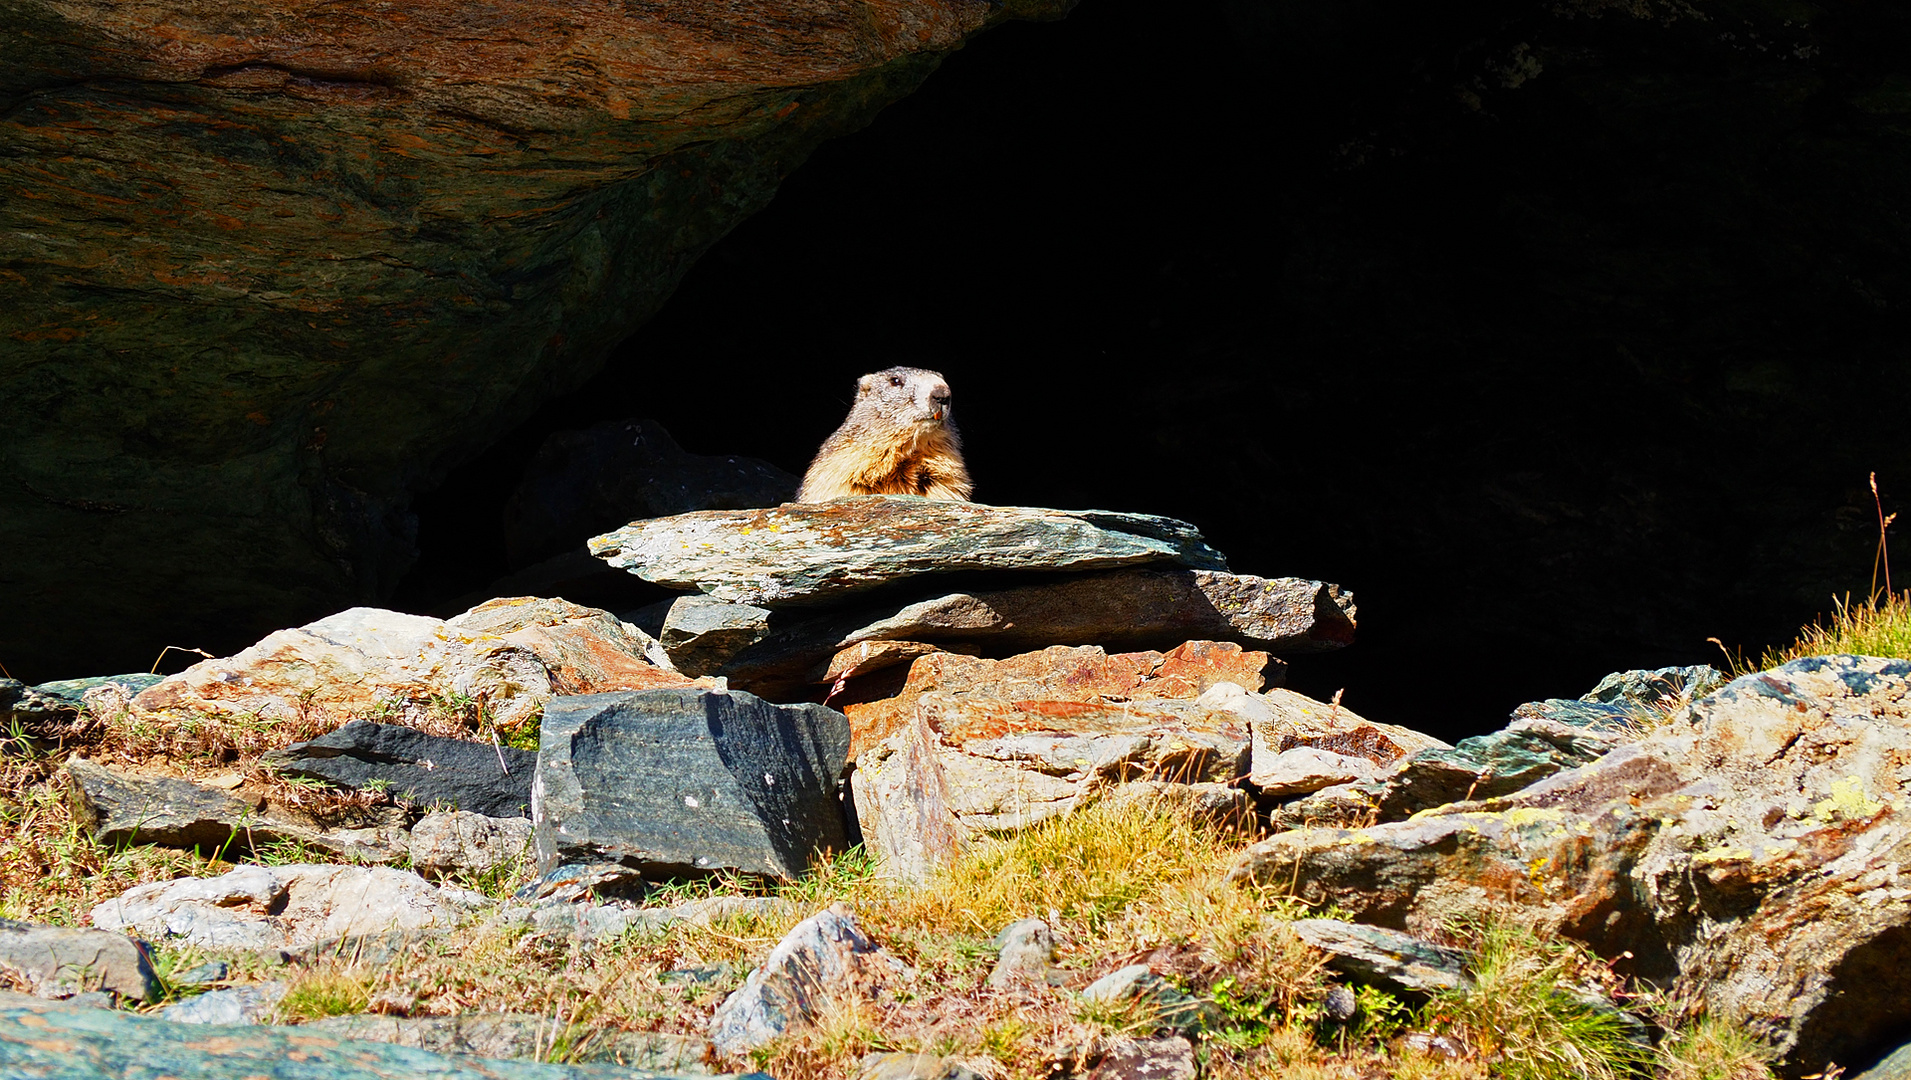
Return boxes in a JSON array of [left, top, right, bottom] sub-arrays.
[[889, 375, 904, 387]]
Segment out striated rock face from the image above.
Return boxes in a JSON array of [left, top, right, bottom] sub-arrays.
[[0, 0, 1076, 680]]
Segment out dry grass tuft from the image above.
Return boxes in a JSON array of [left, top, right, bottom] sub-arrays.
[[1757, 590, 1911, 670]]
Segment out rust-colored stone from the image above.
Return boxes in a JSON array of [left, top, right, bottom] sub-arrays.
[[447, 596, 707, 695]]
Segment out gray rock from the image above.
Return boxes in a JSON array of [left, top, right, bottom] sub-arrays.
[[1856, 1038, 1911, 1080], [0, 678, 80, 728], [91, 864, 487, 952], [63, 758, 409, 863], [409, 812, 533, 878], [62, 991, 116, 1010], [856, 1052, 980, 1080], [13, 674, 164, 723], [1086, 1036, 1197, 1080], [302, 1012, 716, 1072], [1080, 966, 1209, 1034], [0, 991, 733, 1078], [501, 895, 794, 944], [660, 597, 773, 678], [0, 921, 159, 1002], [533, 689, 850, 881], [157, 982, 286, 1024], [172, 962, 228, 987], [1287, 919, 1470, 996], [987, 919, 1058, 989], [708, 905, 904, 1058], [515, 862, 646, 904], [264, 720, 535, 819], [1266, 782, 1385, 832], [1227, 655, 1911, 1075], [588, 497, 1228, 608], [1320, 985, 1357, 1023], [503, 417, 799, 570]]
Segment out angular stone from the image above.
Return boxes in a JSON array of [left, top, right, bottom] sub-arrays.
[[156, 982, 286, 1025], [708, 905, 904, 1059], [447, 596, 705, 694], [533, 689, 850, 881], [817, 640, 973, 687], [1250, 748, 1384, 800], [1086, 1036, 1198, 1080], [988, 918, 1059, 989], [503, 895, 795, 945], [73, 675, 166, 723], [1287, 920, 1469, 996], [841, 569, 1355, 654], [302, 1012, 716, 1072], [129, 608, 552, 736], [1217, 683, 1447, 800], [589, 497, 1228, 608], [91, 864, 486, 952], [1226, 655, 1911, 1076], [408, 812, 534, 878], [0, 921, 159, 1003], [503, 417, 798, 570], [844, 642, 1270, 759], [1371, 665, 1723, 820], [264, 721, 535, 819], [64, 758, 409, 862], [1080, 966, 1209, 1034], [659, 596, 774, 678], [0, 992, 719, 1078]]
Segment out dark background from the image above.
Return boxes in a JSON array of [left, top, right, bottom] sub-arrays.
[[393, 0, 1911, 743]]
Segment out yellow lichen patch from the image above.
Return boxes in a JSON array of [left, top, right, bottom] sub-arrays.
[[1812, 775, 1885, 822], [1691, 845, 1755, 866]]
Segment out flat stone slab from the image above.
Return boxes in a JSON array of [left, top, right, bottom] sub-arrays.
[[533, 689, 850, 880], [588, 496, 1228, 608], [0, 920, 159, 1003], [263, 721, 535, 819], [0, 992, 732, 1079]]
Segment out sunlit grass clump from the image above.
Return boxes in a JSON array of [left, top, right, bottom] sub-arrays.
[[1758, 590, 1911, 669]]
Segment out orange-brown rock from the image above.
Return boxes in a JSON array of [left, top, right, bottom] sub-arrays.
[[447, 596, 707, 695], [841, 640, 1270, 758]]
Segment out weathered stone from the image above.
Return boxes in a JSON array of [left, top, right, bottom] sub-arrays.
[[502, 895, 794, 945], [841, 569, 1355, 654], [853, 686, 1251, 881], [1086, 1036, 1198, 1080], [91, 864, 486, 952], [708, 905, 904, 1059], [129, 608, 552, 736], [73, 675, 166, 723], [514, 862, 646, 905], [2, 675, 164, 728], [0, 679, 80, 729], [1226, 655, 1911, 1076], [1266, 782, 1386, 832], [447, 597, 706, 695], [264, 721, 535, 819], [1287, 920, 1469, 996], [817, 641, 974, 688], [857, 1052, 981, 1080], [504, 418, 799, 570], [0, 921, 159, 1003], [0, 0, 1071, 683], [1249, 748, 1384, 800], [987, 918, 1059, 989], [659, 597, 774, 679], [0, 991, 725, 1078], [157, 982, 286, 1025], [533, 689, 850, 881], [844, 642, 1270, 759], [64, 758, 409, 862], [1216, 683, 1447, 801], [303, 1012, 716, 1072], [1370, 665, 1722, 820], [1855, 1039, 1911, 1080], [589, 498, 1228, 608], [173, 962, 228, 987], [1095, 782, 1255, 832], [1080, 967, 1209, 1034], [408, 812, 533, 878]]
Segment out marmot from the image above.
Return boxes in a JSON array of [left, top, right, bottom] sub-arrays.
[[796, 366, 974, 502]]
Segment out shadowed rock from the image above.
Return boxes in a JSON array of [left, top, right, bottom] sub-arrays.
[[533, 689, 850, 880], [264, 721, 535, 819], [589, 497, 1228, 608]]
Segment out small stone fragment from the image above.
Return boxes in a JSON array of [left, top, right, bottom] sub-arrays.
[[1086, 1036, 1198, 1080], [857, 1051, 981, 1080], [1288, 920, 1470, 996], [708, 905, 905, 1058], [408, 812, 533, 878], [1080, 966, 1209, 1034], [987, 918, 1058, 988], [156, 982, 286, 1024]]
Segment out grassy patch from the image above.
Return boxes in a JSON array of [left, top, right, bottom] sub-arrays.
[[1757, 590, 1911, 670]]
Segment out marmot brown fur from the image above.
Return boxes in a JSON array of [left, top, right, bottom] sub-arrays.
[[796, 366, 973, 502]]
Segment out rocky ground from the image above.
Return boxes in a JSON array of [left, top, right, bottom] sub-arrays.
[[0, 496, 1906, 1080]]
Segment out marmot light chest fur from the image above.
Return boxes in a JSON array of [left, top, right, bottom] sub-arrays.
[[796, 366, 973, 502]]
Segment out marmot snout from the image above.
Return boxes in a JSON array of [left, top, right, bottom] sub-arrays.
[[796, 366, 974, 503]]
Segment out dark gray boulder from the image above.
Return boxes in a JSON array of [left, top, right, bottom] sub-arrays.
[[534, 689, 850, 880], [263, 721, 535, 819]]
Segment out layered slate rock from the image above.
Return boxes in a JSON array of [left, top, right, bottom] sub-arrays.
[[264, 721, 535, 819], [1372, 664, 1725, 819], [0, 992, 716, 1079], [533, 689, 851, 880], [1226, 655, 1911, 1076], [850, 644, 1263, 880], [0, 0, 1075, 682], [92, 864, 486, 952], [65, 758, 409, 861], [0, 921, 159, 1003], [589, 497, 1228, 607]]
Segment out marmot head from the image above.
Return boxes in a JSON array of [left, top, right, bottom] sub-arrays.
[[854, 366, 955, 431]]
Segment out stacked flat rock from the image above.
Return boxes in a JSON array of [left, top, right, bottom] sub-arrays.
[[590, 497, 1356, 695]]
